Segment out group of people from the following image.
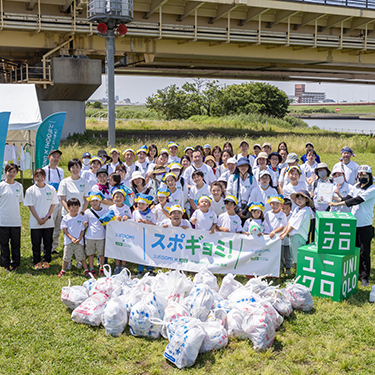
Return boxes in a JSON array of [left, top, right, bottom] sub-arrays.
[[0, 140, 374, 286]]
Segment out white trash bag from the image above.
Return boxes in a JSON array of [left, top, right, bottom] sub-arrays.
[[219, 273, 242, 299], [90, 265, 116, 297], [101, 295, 128, 336], [164, 317, 206, 369], [227, 308, 248, 338], [161, 302, 190, 339], [71, 292, 109, 326], [186, 284, 215, 321], [82, 273, 97, 294], [193, 268, 219, 292], [61, 279, 88, 310], [285, 277, 314, 312], [200, 321, 228, 353]]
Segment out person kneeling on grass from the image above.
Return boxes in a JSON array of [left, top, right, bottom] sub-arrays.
[[280, 189, 312, 270], [84, 192, 107, 277], [161, 205, 191, 229], [58, 198, 89, 277]]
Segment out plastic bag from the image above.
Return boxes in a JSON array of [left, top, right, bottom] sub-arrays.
[[82, 273, 97, 294], [90, 265, 116, 297], [200, 321, 228, 353], [61, 279, 88, 310], [164, 318, 205, 369], [219, 273, 242, 299], [193, 269, 219, 292], [71, 292, 109, 326], [101, 296, 128, 336], [161, 302, 190, 339], [227, 308, 247, 338], [285, 277, 314, 311], [119, 288, 144, 312], [228, 286, 257, 305], [270, 289, 293, 317], [186, 284, 215, 321]]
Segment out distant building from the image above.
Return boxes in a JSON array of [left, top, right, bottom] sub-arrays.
[[294, 84, 326, 103]]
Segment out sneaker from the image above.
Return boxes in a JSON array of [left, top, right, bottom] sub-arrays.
[[51, 250, 58, 255], [89, 268, 97, 278], [66, 262, 72, 270], [147, 270, 156, 277], [76, 261, 82, 269], [286, 269, 292, 276], [84, 269, 90, 278], [34, 262, 43, 270], [136, 271, 145, 279], [58, 270, 66, 277], [361, 279, 369, 287], [113, 265, 121, 275], [99, 267, 104, 275], [43, 262, 50, 270]]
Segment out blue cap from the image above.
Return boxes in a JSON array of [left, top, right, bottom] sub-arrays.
[[82, 152, 91, 158]]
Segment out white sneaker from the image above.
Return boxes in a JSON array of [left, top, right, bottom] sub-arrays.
[[66, 262, 72, 270], [76, 261, 82, 269]]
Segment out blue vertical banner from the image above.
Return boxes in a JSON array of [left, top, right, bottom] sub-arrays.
[[0, 112, 11, 175], [34, 112, 66, 169]]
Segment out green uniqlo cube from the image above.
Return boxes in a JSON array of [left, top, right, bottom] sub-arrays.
[[315, 212, 357, 255], [297, 244, 360, 302]]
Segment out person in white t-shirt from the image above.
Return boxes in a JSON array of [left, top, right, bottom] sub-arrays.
[[183, 150, 216, 187], [135, 145, 150, 176], [209, 181, 226, 217], [282, 165, 308, 211], [217, 195, 243, 233], [333, 146, 359, 186], [280, 198, 293, 275], [83, 192, 108, 277], [0, 164, 24, 271], [152, 188, 172, 225], [330, 165, 354, 213], [81, 151, 91, 171], [168, 141, 181, 163], [24, 168, 59, 270], [190, 195, 217, 233], [161, 205, 191, 229], [189, 170, 211, 212], [81, 156, 102, 189], [163, 172, 184, 207], [280, 189, 312, 268], [329, 165, 375, 287], [106, 148, 123, 175], [243, 202, 271, 236], [279, 153, 307, 193], [265, 195, 287, 241], [43, 149, 64, 254], [122, 148, 136, 181]]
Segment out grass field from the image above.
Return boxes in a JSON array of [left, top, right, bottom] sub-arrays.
[[1, 123, 375, 375], [289, 104, 375, 115]]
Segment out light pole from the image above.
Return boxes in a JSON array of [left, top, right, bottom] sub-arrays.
[[88, 0, 133, 147]]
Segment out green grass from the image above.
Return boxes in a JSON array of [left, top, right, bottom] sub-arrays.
[[2, 125, 375, 374], [289, 104, 375, 116]]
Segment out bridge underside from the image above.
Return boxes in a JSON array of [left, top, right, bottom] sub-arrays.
[[1, 0, 375, 84]]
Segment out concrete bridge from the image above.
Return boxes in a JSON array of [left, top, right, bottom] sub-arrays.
[[1, 0, 375, 136]]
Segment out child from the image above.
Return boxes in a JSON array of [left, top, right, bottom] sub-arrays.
[[280, 198, 293, 276], [84, 192, 107, 277], [248, 170, 277, 214], [146, 144, 158, 164], [161, 205, 191, 229], [109, 172, 134, 207], [190, 195, 217, 234], [301, 149, 318, 189], [189, 170, 211, 212], [133, 194, 156, 277], [265, 195, 287, 248], [184, 146, 194, 160], [92, 167, 112, 206], [243, 202, 270, 236], [152, 188, 172, 225], [81, 156, 102, 188], [282, 165, 308, 210], [280, 189, 312, 268], [163, 172, 184, 207], [115, 164, 131, 189], [168, 141, 180, 163], [58, 198, 89, 277], [109, 188, 132, 275], [209, 181, 226, 217], [217, 195, 243, 233]]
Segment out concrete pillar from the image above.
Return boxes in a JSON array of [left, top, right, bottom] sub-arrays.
[[36, 57, 102, 140]]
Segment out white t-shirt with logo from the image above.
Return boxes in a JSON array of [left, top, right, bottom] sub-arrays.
[[58, 177, 90, 216], [248, 186, 278, 214], [333, 160, 359, 186], [81, 170, 98, 189], [169, 189, 184, 207], [243, 218, 271, 234], [61, 213, 86, 245], [265, 210, 287, 233], [217, 212, 243, 233], [209, 196, 226, 217], [84, 207, 108, 240], [0, 181, 24, 227], [183, 164, 216, 186], [152, 203, 171, 225], [190, 208, 217, 231], [189, 183, 211, 202], [24, 184, 59, 229], [160, 218, 191, 228], [351, 184, 375, 227], [109, 204, 132, 219], [133, 209, 156, 224]]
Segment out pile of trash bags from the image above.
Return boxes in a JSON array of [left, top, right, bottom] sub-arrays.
[[61, 265, 314, 369]]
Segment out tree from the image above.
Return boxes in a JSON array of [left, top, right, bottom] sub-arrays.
[[92, 101, 103, 109]]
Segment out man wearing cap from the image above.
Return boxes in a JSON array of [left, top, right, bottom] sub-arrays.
[[135, 145, 150, 177], [278, 153, 307, 193], [333, 146, 359, 185], [235, 140, 254, 167], [43, 149, 64, 254], [261, 142, 272, 155], [123, 149, 136, 180], [219, 157, 237, 183], [183, 149, 216, 187], [300, 142, 321, 164], [81, 152, 91, 172], [329, 165, 375, 287], [107, 148, 123, 175]]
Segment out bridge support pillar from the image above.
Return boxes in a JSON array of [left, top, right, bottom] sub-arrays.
[[36, 57, 102, 140]]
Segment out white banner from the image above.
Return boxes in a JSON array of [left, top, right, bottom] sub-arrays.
[[105, 221, 281, 276]]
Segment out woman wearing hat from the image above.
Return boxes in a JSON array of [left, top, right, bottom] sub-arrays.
[[330, 166, 354, 213], [280, 189, 313, 268], [131, 171, 154, 209], [329, 165, 375, 287], [311, 163, 333, 211], [204, 155, 220, 179], [227, 157, 254, 223], [107, 148, 123, 175]]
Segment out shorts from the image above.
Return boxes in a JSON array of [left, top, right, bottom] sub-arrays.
[[85, 239, 105, 257], [63, 243, 86, 263]]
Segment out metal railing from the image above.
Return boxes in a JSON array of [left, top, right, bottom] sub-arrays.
[[3, 63, 52, 85], [278, 0, 375, 10]]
